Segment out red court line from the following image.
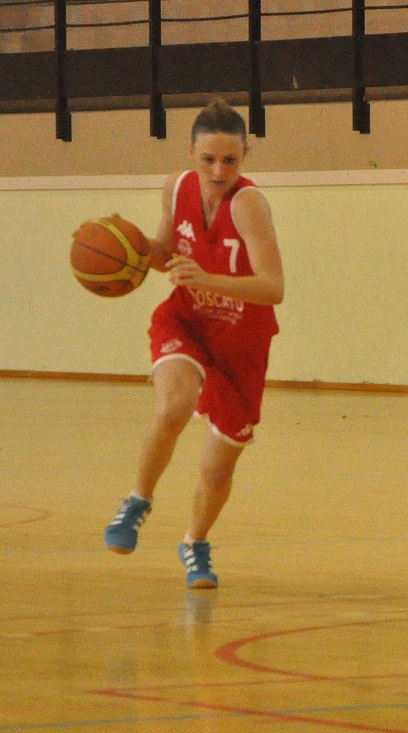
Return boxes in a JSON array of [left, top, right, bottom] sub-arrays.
[[215, 617, 408, 679], [90, 688, 408, 733], [0, 503, 53, 528]]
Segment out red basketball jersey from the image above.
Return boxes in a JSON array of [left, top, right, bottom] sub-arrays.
[[169, 170, 279, 343], [149, 171, 280, 444]]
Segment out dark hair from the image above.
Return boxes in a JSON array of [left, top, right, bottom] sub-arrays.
[[191, 97, 247, 147]]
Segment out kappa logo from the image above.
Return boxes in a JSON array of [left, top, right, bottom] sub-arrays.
[[177, 219, 196, 241], [160, 338, 183, 354], [178, 238, 193, 256], [236, 423, 254, 438]]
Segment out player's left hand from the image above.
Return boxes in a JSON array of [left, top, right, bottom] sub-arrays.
[[166, 255, 210, 288]]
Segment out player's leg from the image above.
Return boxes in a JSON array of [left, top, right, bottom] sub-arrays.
[[105, 358, 202, 553], [190, 429, 243, 540], [178, 429, 244, 588], [136, 358, 202, 498]]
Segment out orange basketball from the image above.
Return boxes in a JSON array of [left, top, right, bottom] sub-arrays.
[[70, 214, 151, 297]]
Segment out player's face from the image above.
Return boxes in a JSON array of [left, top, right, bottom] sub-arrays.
[[190, 132, 247, 198]]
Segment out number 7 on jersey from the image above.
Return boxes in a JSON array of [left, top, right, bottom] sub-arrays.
[[223, 238, 240, 273]]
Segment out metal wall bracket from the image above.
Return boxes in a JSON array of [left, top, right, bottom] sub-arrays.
[[54, 0, 72, 142], [352, 0, 371, 134], [248, 0, 265, 137], [149, 0, 167, 139]]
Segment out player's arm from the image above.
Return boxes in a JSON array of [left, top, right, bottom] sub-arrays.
[[228, 187, 284, 304], [146, 172, 179, 272], [167, 188, 284, 305]]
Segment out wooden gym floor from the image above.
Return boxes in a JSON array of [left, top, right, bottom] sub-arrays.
[[0, 377, 407, 733]]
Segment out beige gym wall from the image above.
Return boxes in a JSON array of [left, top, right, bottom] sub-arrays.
[[1, 171, 407, 385], [0, 99, 407, 386], [0, 101, 408, 176]]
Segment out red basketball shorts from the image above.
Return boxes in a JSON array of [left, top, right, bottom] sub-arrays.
[[148, 304, 272, 446]]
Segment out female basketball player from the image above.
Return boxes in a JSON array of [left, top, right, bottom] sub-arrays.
[[105, 98, 284, 588]]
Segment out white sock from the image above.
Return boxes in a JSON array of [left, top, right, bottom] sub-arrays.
[[183, 533, 207, 545], [183, 533, 196, 545], [130, 491, 151, 504]]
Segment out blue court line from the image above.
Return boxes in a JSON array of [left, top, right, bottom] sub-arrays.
[[0, 703, 407, 730], [1, 535, 408, 557], [216, 536, 408, 547], [273, 702, 408, 715], [0, 549, 106, 557], [0, 712, 244, 731]]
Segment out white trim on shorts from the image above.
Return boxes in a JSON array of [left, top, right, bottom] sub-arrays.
[[150, 353, 206, 381], [194, 411, 255, 448], [150, 354, 254, 447]]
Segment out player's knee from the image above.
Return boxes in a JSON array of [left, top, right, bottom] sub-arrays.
[[154, 392, 195, 435]]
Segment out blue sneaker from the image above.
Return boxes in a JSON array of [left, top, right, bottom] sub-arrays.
[[105, 496, 151, 554], [177, 541, 218, 589]]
